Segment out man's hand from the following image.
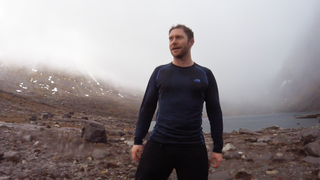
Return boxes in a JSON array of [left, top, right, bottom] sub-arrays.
[[210, 152, 222, 168], [131, 145, 143, 162]]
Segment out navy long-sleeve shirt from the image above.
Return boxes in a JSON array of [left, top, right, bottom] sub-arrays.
[[134, 62, 223, 153]]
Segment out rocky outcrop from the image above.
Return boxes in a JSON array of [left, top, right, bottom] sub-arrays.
[[295, 113, 320, 119]]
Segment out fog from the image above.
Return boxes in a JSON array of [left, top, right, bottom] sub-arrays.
[[0, 0, 319, 103]]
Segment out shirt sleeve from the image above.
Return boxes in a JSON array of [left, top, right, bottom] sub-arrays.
[[134, 69, 159, 145], [204, 70, 223, 153]]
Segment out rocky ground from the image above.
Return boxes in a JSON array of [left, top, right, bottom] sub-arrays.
[[0, 112, 320, 180]]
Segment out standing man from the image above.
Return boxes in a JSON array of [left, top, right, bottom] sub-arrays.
[[131, 24, 223, 180]]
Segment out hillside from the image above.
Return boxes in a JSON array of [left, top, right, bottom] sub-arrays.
[[271, 14, 320, 112], [0, 61, 142, 120]]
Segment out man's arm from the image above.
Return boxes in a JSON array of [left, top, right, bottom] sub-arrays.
[[204, 70, 223, 167], [133, 69, 159, 145], [131, 68, 159, 161]]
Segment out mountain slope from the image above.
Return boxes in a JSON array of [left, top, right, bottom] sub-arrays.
[[0, 61, 142, 119], [272, 14, 320, 112]]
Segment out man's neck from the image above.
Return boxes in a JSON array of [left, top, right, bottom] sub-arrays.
[[172, 56, 194, 67]]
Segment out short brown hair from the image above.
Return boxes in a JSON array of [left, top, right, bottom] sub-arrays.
[[169, 24, 194, 41]]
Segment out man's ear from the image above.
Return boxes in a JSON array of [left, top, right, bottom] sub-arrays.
[[189, 38, 195, 47]]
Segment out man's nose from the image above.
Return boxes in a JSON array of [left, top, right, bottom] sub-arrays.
[[171, 38, 177, 44]]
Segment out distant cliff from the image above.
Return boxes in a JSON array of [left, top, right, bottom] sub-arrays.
[[272, 13, 320, 112]]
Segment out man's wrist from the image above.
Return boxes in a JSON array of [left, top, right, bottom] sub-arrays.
[[212, 148, 222, 153], [134, 139, 143, 145]]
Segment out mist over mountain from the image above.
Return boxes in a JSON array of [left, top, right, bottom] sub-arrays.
[[270, 12, 320, 112], [1, 21, 319, 120]]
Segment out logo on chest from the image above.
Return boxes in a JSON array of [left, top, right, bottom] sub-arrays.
[[194, 79, 201, 83]]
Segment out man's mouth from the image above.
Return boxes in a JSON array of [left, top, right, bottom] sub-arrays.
[[172, 47, 181, 51]]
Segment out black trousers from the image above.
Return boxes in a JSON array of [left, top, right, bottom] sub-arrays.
[[135, 140, 209, 180]]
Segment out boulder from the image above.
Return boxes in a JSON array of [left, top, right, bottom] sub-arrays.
[[81, 121, 107, 143], [303, 140, 320, 157], [301, 127, 320, 145]]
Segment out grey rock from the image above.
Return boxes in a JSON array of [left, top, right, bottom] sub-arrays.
[[41, 113, 49, 119], [208, 171, 231, 180], [244, 137, 257, 142], [37, 122, 46, 126], [29, 115, 37, 121], [3, 151, 21, 162], [60, 171, 71, 179], [62, 113, 72, 118], [271, 134, 290, 145], [271, 156, 286, 163], [235, 171, 252, 179], [257, 135, 272, 142], [266, 169, 279, 175], [263, 125, 282, 131], [252, 142, 268, 146], [128, 173, 135, 178], [258, 152, 272, 160], [301, 127, 320, 145], [222, 143, 236, 152], [92, 149, 111, 159], [239, 128, 261, 135], [107, 130, 126, 136], [224, 151, 241, 160], [0, 176, 10, 180], [303, 140, 320, 157], [22, 135, 32, 142], [81, 121, 107, 143], [302, 156, 320, 165]]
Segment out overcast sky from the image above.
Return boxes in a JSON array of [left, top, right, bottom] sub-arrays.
[[0, 0, 319, 101]]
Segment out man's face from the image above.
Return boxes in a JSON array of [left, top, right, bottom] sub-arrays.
[[169, 28, 194, 59]]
